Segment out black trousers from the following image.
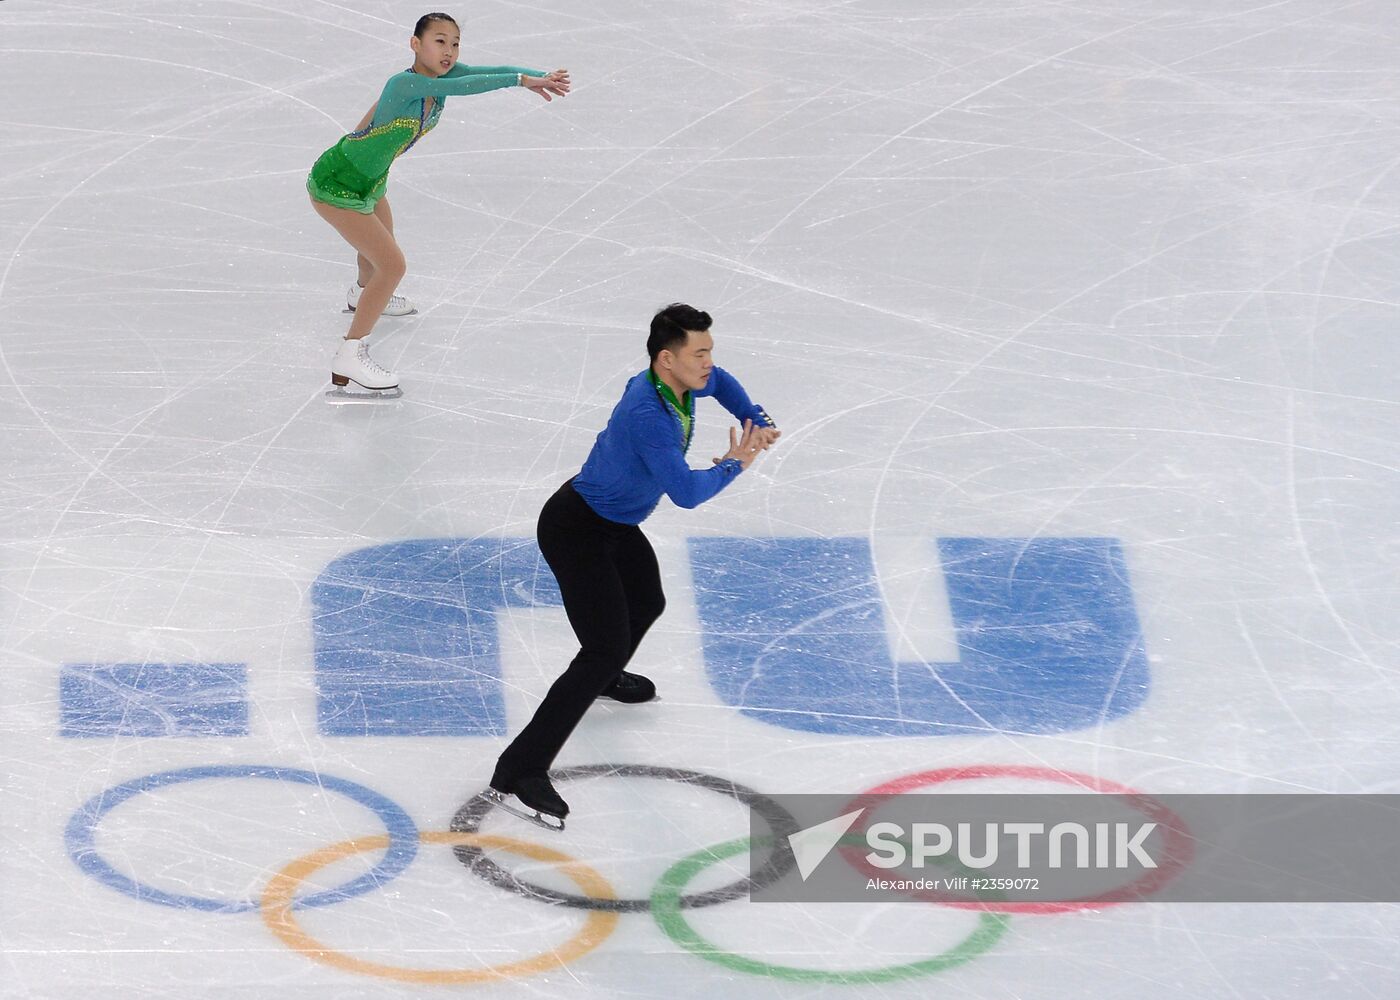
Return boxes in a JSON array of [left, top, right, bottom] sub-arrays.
[[492, 479, 665, 786]]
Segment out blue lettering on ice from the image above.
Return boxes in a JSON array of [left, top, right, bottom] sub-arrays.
[[59, 537, 1148, 739], [687, 537, 1148, 736], [312, 538, 561, 736], [60, 663, 249, 738]]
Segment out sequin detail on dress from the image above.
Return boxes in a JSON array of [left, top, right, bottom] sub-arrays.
[[305, 63, 532, 214]]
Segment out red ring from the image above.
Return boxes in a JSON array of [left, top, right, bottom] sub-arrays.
[[840, 764, 1194, 914]]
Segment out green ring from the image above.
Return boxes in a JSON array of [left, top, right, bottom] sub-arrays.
[[650, 836, 1011, 985]]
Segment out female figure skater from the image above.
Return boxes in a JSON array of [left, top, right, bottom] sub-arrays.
[[307, 12, 569, 397]]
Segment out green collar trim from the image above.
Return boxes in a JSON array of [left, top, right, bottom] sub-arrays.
[[647, 369, 694, 451]]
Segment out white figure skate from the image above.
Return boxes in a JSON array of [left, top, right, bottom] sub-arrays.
[[346, 283, 416, 316], [326, 338, 403, 403]]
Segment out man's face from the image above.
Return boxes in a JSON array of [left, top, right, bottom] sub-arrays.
[[662, 329, 714, 393]]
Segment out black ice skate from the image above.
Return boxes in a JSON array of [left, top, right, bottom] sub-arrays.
[[485, 772, 569, 832], [598, 671, 657, 703]]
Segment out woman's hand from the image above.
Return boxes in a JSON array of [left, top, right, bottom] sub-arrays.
[[523, 69, 571, 101]]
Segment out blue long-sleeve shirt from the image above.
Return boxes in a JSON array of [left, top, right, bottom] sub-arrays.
[[572, 367, 774, 525]]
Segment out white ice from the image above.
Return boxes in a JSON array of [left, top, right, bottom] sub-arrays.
[[2, 0, 1398, 997]]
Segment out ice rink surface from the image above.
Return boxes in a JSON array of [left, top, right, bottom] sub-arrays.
[[3, 0, 1398, 996]]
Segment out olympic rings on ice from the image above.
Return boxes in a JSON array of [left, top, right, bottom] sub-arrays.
[[63, 760, 1191, 982], [650, 836, 1010, 984], [451, 763, 801, 912], [260, 831, 619, 984], [63, 764, 419, 913]]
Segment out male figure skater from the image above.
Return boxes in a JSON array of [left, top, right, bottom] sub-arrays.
[[488, 303, 779, 828]]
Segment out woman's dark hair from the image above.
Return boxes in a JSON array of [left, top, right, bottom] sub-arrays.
[[414, 12, 459, 37], [647, 303, 712, 361]]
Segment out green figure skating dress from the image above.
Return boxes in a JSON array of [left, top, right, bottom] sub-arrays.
[[307, 63, 543, 214]]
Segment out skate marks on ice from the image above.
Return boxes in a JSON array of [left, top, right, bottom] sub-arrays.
[[3, 0, 1399, 994]]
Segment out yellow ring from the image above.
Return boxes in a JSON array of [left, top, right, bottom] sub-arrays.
[[260, 831, 619, 984]]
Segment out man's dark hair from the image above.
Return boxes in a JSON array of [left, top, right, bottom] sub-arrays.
[[414, 12, 459, 37], [647, 303, 712, 362]]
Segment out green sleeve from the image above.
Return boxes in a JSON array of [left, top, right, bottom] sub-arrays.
[[370, 68, 550, 128], [383, 71, 521, 102], [444, 63, 545, 79]]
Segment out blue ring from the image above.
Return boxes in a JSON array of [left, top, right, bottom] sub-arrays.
[[64, 764, 419, 913]]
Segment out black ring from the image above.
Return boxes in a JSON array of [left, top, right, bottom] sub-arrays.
[[450, 763, 799, 912]]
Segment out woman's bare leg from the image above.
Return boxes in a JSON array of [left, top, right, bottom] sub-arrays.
[[311, 197, 405, 341], [356, 196, 395, 289]]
